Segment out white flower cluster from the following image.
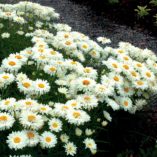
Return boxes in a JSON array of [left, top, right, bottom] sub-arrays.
[[0, 1, 157, 157]]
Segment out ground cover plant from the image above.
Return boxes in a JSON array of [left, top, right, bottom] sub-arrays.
[[0, 1, 157, 157]]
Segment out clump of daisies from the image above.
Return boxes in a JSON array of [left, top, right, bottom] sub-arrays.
[[0, 1, 157, 157]]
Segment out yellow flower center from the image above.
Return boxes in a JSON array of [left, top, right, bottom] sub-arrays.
[[15, 55, 22, 59], [52, 123, 58, 128], [73, 112, 81, 118], [124, 87, 129, 93], [50, 67, 56, 72], [38, 49, 44, 53], [8, 61, 16, 66], [82, 44, 88, 49], [136, 63, 142, 68], [123, 64, 129, 70], [2, 75, 9, 79], [23, 82, 31, 88], [13, 137, 21, 144], [84, 96, 91, 101], [27, 132, 35, 139], [0, 115, 8, 121], [45, 137, 52, 143], [82, 80, 90, 85], [112, 63, 118, 68], [50, 50, 57, 55], [137, 81, 144, 86], [28, 115, 36, 122], [113, 76, 120, 82], [65, 41, 72, 46], [4, 100, 10, 105], [131, 71, 137, 77], [38, 83, 45, 88], [124, 101, 129, 106], [146, 72, 151, 78], [84, 68, 91, 73]]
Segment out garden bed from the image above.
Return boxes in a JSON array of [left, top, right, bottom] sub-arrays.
[[72, 0, 157, 37]]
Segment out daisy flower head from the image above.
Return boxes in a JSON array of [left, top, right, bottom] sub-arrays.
[[60, 134, 69, 143], [64, 142, 77, 156], [128, 70, 140, 81], [78, 41, 91, 53], [74, 77, 96, 92], [0, 73, 14, 85], [141, 69, 155, 81], [77, 95, 98, 110], [17, 79, 34, 95], [39, 104, 52, 115], [2, 58, 22, 72], [0, 112, 15, 130], [118, 97, 133, 111], [134, 80, 148, 90], [1, 32, 10, 39], [62, 39, 77, 50], [9, 53, 27, 63], [89, 49, 100, 59], [34, 79, 50, 95], [105, 98, 120, 111], [103, 58, 121, 73], [97, 37, 111, 44], [25, 130, 39, 147], [66, 109, 90, 125], [48, 118, 62, 132], [95, 83, 114, 99], [18, 99, 39, 111], [65, 99, 82, 109], [7, 131, 28, 150], [0, 98, 16, 111], [79, 67, 98, 79], [20, 48, 33, 58], [40, 131, 57, 148], [109, 72, 123, 86], [83, 138, 97, 152], [53, 103, 72, 117], [117, 82, 134, 96], [117, 54, 132, 63], [19, 111, 44, 130], [44, 65, 57, 76], [133, 61, 144, 71]]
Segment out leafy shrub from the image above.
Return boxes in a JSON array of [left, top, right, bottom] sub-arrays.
[[0, 1, 157, 157]]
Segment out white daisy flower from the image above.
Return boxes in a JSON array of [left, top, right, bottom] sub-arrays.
[[0, 112, 15, 130], [83, 138, 97, 151], [77, 95, 98, 110], [118, 97, 133, 111], [17, 79, 34, 95], [60, 134, 69, 143], [97, 37, 111, 44], [105, 98, 120, 111], [48, 118, 62, 132], [7, 131, 28, 150], [25, 130, 39, 147], [40, 131, 57, 148], [2, 58, 22, 72], [34, 79, 50, 95], [39, 104, 52, 115], [66, 109, 90, 125], [0, 73, 14, 85], [64, 142, 77, 156], [0, 98, 16, 111], [19, 111, 44, 130], [65, 99, 82, 109]]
